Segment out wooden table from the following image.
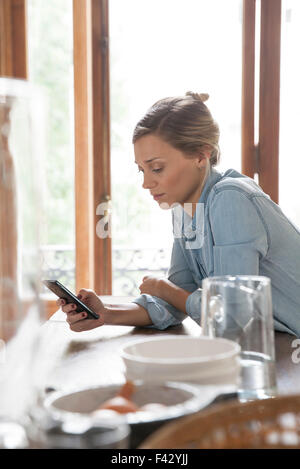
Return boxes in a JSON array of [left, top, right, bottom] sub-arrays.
[[40, 296, 300, 396]]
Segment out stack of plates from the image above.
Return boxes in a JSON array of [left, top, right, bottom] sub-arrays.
[[121, 336, 241, 386]]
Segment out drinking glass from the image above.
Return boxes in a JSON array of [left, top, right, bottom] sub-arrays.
[[201, 275, 277, 401]]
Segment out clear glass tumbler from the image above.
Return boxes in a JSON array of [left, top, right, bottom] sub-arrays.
[[201, 275, 277, 401]]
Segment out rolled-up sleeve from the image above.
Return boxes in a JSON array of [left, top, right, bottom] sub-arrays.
[[185, 289, 202, 325], [132, 238, 200, 330], [132, 293, 186, 330]]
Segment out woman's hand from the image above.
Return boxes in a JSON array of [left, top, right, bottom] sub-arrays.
[[139, 275, 171, 300], [139, 275, 190, 314], [56, 288, 106, 332]]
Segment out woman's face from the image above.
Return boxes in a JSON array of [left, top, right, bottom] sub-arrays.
[[134, 134, 208, 209]]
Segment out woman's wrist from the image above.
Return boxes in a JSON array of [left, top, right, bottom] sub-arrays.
[[157, 278, 172, 302], [157, 278, 179, 303], [99, 304, 114, 325], [98, 301, 152, 327]]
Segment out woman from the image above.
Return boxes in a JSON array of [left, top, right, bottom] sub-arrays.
[[59, 92, 300, 336]]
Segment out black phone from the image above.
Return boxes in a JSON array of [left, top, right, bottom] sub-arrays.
[[43, 279, 99, 320]]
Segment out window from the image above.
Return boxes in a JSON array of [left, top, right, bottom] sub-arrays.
[[109, 0, 243, 296], [27, 0, 76, 291], [279, 0, 300, 227], [1, 0, 287, 316]]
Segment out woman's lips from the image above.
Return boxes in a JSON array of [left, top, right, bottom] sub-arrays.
[[153, 193, 165, 200]]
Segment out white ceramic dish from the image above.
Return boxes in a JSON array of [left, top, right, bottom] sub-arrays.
[[121, 336, 241, 385], [44, 381, 231, 447]]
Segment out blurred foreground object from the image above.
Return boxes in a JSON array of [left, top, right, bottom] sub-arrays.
[[0, 78, 46, 446]]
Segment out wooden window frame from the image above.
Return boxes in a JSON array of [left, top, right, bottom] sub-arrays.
[[242, 0, 256, 179], [258, 0, 281, 203], [242, 0, 282, 203], [0, 0, 27, 78], [73, 0, 112, 298], [44, 0, 113, 316]]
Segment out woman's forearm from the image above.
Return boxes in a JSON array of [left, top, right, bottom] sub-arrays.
[[159, 280, 190, 314], [102, 302, 153, 327], [100, 281, 190, 328]]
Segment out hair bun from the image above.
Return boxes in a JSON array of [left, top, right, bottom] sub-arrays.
[[185, 91, 209, 103]]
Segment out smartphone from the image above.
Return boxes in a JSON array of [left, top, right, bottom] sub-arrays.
[[43, 279, 99, 320]]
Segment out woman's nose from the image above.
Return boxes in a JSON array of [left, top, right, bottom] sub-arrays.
[[142, 173, 156, 189]]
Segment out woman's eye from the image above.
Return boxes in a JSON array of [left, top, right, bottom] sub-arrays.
[[137, 167, 163, 174]]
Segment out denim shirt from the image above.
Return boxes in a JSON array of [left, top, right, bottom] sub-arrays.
[[132, 169, 300, 337]]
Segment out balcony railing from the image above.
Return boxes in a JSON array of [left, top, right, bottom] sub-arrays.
[[40, 245, 170, 296]]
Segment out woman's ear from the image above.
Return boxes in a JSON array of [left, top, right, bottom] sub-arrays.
[[195, 146, 212, 169]]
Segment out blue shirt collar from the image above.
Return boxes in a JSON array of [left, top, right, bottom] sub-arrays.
[[187, 168, 222, 231], [173, 168, 222, 239], [198, 168, 223, 206], [178, 168, 222, 238]]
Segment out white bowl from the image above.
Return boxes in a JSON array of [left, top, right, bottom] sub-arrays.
[[121, 336, 241, 385]]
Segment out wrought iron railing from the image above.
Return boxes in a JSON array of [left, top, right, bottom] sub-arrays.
[[40, 245, 75, 290], [40, 245, 170, 296]]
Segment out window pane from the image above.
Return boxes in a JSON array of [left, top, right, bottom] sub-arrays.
[[27, 0, 75, 290], [279, 0, 300, 228], [110, 0, 242, 296]]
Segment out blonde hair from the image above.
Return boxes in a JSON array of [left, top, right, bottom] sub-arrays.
[[132, 91, 220, 166]]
